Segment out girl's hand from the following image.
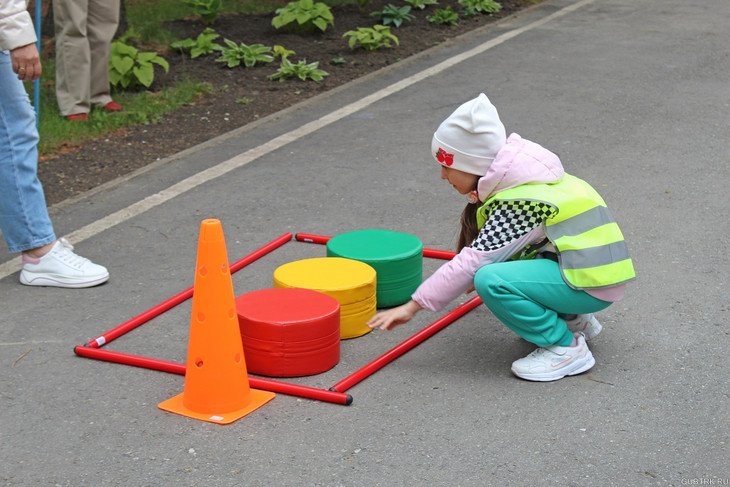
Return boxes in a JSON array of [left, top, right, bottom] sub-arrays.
[[367, 300, 422, 331]]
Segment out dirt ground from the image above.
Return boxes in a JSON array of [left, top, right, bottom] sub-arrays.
[[39, 0, 537, 205]]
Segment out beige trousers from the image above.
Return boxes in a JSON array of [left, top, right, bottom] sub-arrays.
[[53, 0, 120, 116]]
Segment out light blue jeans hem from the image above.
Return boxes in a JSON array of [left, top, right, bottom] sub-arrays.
[[474, 259, 612, 347], [0, 50, 56, 253]]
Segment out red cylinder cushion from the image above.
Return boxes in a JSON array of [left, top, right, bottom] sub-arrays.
[[236, 288, 340, 377]]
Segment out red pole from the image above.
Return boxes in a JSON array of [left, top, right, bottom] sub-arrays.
[[330, 296, 483, 393], [228, 233, 293, 274], [294, 233, 331, 245], [295, 232, 456, 260], [85, 233, 293, 348], [423, 248, 457, 260], [74, 345, 353, 405]]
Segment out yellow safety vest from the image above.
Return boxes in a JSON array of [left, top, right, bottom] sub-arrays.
[[478, 174, 636, 290]]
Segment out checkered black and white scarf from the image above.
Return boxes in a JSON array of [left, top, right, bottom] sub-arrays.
[[471, 201, 556, 251]]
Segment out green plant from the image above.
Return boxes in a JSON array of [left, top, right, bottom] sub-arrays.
[[269, 58, 329, 82], [460, 6, 478, 17], [273, 45, 296, 59], [405, 0, 438, 10], [355, 0, 371, 12], [271, 0, 335, 33], [170, 28, 223, 58], [109, 32, 170, 89], [427, 7, 458, 24], [330, 57, 346, 65], [370, 4, 414, 28], [457, 0, 501, 14], [343, 25, 399, 51], [216, 39, 274, 68], [181, 0, 223, 25]]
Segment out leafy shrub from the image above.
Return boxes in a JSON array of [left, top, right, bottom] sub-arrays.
[[181, 0, 223, 25], [343, 25, 399, 51], [109, 32, 169, 89], [427, 7, 458, 24], [461, 6, 478, 17], [170, 28, 223, 58], [269, 58, 329, 82], [405, 0, 439, 10], [273, 45, 296, 59], [457, 0, 501, 14], [355, 0, 371, 12], [216, 40, 274, 68], [272, 0, 335, 33], [370, 4, 414, 28]]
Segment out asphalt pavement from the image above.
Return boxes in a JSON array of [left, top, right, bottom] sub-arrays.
[[1, 0, 728, 485]]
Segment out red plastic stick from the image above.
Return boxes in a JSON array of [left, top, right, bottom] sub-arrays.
[[74, 345, 353, 405], [422, 248, 457, 260], [330, 296, 483, 393], [85, 233, 293, 348], [295, 233, 331, 245], [294, 232, 456, 260]]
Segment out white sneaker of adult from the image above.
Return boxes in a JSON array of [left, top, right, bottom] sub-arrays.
[[565, 313, 602, 340], [511, 333, 595, 382], [20, 238, 109, 288]]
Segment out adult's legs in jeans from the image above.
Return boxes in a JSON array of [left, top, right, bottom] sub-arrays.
[[1, 53, 108, 287], [0, 51, 56, 254]]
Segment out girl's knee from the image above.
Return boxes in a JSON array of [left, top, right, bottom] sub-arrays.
[[474, 265, 507, 303]]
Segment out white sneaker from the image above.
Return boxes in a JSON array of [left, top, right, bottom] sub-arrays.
[[565, 313, 602, 340], [20, 238, 109, 288], [511, 333, 595, 382]]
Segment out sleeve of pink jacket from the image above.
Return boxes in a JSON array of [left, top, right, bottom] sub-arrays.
[[412, 227, 545, 312]]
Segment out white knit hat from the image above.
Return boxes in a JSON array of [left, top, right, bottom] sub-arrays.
[[431, 93, 506, 176]]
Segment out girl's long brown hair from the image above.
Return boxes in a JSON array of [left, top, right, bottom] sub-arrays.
[[457, 199, 481, 252]]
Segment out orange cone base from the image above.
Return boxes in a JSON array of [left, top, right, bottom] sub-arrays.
[[159, 388, 275, 425]]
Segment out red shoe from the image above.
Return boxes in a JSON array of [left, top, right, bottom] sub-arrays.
[[102, 101, 123, 112], [66, 113, 89, 121]]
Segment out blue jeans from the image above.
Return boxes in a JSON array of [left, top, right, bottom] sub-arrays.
[[474, 259, 612, 347], [0, 50, 56, 253]]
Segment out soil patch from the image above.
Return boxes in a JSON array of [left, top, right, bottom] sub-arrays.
[[39, 0, 537, 205]]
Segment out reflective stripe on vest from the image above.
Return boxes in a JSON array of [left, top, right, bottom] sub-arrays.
[[480, 174, 635, 289]]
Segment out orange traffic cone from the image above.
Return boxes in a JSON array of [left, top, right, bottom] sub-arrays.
[[159, 219, 275, 424]]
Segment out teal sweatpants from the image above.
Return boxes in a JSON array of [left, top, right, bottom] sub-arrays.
[[474, 259, 611, 347]]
